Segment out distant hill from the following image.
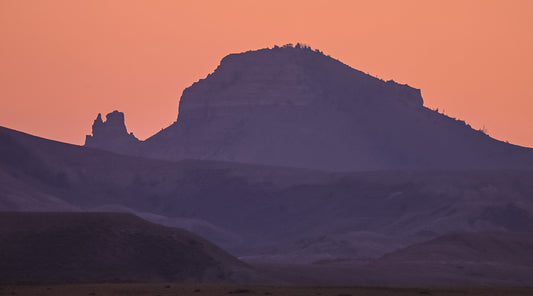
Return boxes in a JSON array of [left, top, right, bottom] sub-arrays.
[[3, 125, 533, 266], [0, 212, 252, 284], [85, 46, 533, 171], [377, 230, 533, 265]]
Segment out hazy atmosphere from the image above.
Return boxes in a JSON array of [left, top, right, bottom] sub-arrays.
[[2, 1, 533, 295], [1, 0, 532, 147]]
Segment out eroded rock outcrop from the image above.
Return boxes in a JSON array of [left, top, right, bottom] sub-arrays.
[[85, 110, 140, 154], [84, 46, 533, 171], [142, 46, 532, 170], [175, 47, 423, 122]]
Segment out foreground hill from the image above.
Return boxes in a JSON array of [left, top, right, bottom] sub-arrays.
[[378, 231, 533, 265], [0, 212, 253, 284], [366, 231, 533, 286], [4, 284, 533, 296], [86, 46, 533, 171], [255, 231, 533, 286]]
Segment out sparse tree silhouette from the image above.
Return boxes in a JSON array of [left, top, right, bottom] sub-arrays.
[[479, 125, 489, 135]]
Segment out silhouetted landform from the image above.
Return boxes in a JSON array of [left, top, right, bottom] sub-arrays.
[[366, 231, 533, 286], [86, 45, 533, 170], [4, 45, 533, 286], [0, 212, 254, 284], [85, 111, 140, 154], [377, 231, 533, 264], [3, 125, 533, 274], [252, 232, 533, 287]]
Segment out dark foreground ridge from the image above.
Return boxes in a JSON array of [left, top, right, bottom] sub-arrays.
[[0, 212, 253, 284], [4, 284, 533, 296], [86, 45, 533, 171]]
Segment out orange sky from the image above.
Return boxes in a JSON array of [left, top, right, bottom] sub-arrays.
[[1, 0, 532, 147]]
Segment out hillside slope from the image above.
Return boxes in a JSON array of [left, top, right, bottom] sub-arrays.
[[87, 46, 533, 171], [3, 126, 533, 264], [0, 212, 253, 283]]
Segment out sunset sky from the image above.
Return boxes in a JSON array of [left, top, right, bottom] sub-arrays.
[[1, 0, 532, 147]]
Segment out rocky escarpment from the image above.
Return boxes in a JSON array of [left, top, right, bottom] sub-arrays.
[[84, 45, 533, 171], [140, 46, 532, 170], [85, 110, 140, 154], [175, 46, 423, 122]]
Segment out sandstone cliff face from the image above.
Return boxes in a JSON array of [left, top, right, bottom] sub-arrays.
[[141, 46, 532, 170], [177, 47, 422, 122], [84, 46, 533, 171], [85, 110, 140, 154]]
